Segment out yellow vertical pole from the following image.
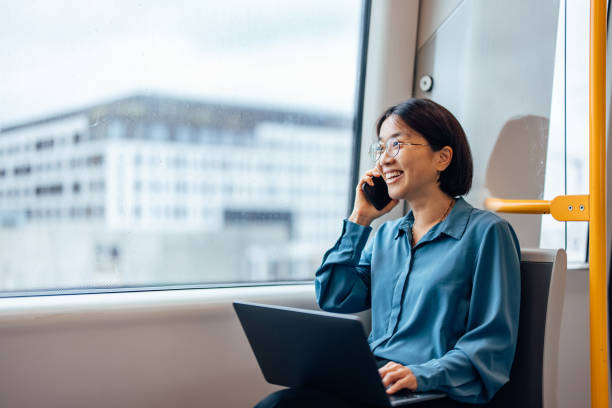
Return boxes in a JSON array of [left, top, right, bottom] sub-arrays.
[[589, 0, 608, 407]]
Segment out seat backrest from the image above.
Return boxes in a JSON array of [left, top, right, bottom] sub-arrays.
[[486, 249, 566, 408]]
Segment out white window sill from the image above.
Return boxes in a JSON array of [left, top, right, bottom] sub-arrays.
[[567, 261, 589, 271], [0, 283, 316, 318]]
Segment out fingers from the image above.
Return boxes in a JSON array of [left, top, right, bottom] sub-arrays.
[[356, 176, 372, 194], [380, 363, 404, 386], [352, 167, 395, 223], [359, 171, 379, 189], [365, 167, 383, 179], [382, 369, 405, 387], [360, 167, 383, 188], [378, 361, 400, 376], [385, 376, 414, 394], [378, 362, 417, 394]]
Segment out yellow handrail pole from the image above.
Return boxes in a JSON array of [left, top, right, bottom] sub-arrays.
[[483, 198, 551, 214], [589, 0, 608, 406]]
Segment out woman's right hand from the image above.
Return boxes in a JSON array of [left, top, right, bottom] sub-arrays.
[[348, 167, 399, 226]]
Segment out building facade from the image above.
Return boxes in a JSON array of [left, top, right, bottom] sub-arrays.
[[0, 95, 353, 290]]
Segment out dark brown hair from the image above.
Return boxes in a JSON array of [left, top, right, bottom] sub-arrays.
[[376, 98, 473, 197]]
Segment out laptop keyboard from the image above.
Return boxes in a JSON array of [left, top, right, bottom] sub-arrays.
[[389, 390, 421, 401], [388, 390, 447, 407]]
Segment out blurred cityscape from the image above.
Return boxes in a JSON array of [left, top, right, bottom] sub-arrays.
[[0, 94, 353, 291]]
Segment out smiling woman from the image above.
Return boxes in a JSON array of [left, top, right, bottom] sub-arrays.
[[277, 98, 523, 407], [374, 99, 473, 201]]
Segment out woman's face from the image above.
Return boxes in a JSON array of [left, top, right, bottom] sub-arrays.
[[376, 115, 450, 201]]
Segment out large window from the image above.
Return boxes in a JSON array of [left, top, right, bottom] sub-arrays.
[[0, 1, 367, 293]]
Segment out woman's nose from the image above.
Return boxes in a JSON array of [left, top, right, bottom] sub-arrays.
[[379, 150, 395, 165]]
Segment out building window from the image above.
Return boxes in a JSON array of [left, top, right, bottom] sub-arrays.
[[35, 184, 63, 196], [35, 138, 54, 151], [90, 180, 105, 192], [93, 207, 105, 217], [107, 120, 125, 139], [150, 122, 169, 141], [86, 154, 104, 166], [13, 164, 32, 176]]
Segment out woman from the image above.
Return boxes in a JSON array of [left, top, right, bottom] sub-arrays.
[[256, 99, 520, 408]]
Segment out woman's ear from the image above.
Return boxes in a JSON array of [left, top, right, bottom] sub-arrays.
[[436, 146, 453, 171]]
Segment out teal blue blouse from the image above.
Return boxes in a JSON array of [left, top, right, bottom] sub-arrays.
[[315, 198, 521, 404]]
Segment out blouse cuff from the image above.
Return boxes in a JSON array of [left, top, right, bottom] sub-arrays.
[[339, 219, 372, 264], [408, 359, 443, 392]]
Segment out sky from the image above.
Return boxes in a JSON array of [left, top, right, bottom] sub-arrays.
[[0, 0, 362, 127]]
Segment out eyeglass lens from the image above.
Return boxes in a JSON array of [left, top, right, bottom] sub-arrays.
[[370, 137, 399, 162]]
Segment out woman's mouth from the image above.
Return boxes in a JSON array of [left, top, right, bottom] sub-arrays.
[[384, 170, 403, 184]]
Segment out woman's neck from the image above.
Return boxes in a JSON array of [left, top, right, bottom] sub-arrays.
[[407, 188, 454, 229]]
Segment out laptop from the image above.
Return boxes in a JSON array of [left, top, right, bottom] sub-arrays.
[[233, 301, 446, 407]]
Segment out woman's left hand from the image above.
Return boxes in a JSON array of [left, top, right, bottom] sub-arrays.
[[378, 361, 418, 394]]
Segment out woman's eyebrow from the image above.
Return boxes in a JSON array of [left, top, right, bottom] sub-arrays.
[[378, 131, 406, 142]]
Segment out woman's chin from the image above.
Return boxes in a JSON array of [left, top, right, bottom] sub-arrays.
[[387, 187, 405, 201]]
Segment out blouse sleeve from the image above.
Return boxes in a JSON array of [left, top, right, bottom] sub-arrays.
[[314, 219, 374, 313], [407, 220, 521, 404]]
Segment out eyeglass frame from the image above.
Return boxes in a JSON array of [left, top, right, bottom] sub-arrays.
[[368, 136, 440, 162]]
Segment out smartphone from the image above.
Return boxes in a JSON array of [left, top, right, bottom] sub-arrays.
[[361, 176, 392, 211]]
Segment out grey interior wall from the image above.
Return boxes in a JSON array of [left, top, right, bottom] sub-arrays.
[[412, 0, 559, 249], [0, 286, 321, 408], [416, 0, 464, 49], [359, 0, 420, 227]]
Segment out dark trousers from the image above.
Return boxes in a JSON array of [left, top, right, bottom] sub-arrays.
[[254, 358, 472, 408], [254, 387, 468, 408]]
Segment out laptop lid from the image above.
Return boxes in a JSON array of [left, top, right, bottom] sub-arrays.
[[233, 301, 445, 407]]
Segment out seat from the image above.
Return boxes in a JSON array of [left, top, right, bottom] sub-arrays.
[[485, 248, 567, 408]]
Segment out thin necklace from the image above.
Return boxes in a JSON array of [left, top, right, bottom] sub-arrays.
[[411, 199, 455, 246], [438, 198, 455, 223]]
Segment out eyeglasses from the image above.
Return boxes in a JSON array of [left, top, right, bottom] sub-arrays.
[[368, 137, 432, 162]]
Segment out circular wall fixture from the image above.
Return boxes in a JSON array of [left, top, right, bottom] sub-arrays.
[[419, 75, 433, 92]]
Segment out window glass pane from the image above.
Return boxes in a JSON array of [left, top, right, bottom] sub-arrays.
[[562, 0, 589, 263], [540, 0, 589, 263], [0, 1, 364, 292]]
